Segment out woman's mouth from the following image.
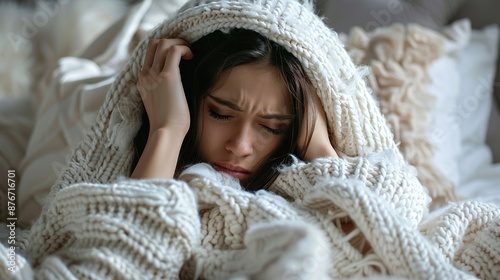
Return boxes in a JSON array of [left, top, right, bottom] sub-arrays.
[[212, 163, 250, 180]]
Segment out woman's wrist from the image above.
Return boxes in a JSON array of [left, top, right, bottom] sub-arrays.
[[132, 128, 186, 179], [149, 127, 187, 143]]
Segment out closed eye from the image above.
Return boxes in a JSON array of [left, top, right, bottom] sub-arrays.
[[261, 125, 287, 135], [208, 107, 231, 120]]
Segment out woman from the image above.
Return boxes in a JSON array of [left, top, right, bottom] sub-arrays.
[[131, 29, 338, 189]]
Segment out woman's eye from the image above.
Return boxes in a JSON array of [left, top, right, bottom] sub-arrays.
[[262, 125, 286, 136], [208, 108, 231, 120]]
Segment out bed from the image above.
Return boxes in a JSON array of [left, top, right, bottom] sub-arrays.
[[0, 0, 499, 278]]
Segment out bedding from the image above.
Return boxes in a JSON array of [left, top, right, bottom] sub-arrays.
[[317, 0, 500, 203], [426, 20, 471, 191], [317, 0, 500, 111], [0, 3, 34, 100], [14, 0, 154, 229], [0, 0, 499, 279], [341, 20, 469, 208], [454, 24, 500, 202]]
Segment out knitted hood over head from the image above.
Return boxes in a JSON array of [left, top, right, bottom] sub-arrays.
[[48, 0, 397, 195]]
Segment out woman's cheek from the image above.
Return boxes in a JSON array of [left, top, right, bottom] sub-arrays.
[[254, 128, 282, 149], [256, 131, 275, 146], [203, 119, 225, 145], [198, 120, 219, 161]]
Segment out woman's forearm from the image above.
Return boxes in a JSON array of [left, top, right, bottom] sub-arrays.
[[131, 128, 185, 179]]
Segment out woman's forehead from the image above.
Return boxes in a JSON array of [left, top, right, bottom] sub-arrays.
[[209, 64, 291, 113]]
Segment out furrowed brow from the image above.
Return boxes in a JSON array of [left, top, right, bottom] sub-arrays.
[[208, 95, 295, 120], [260, 114, 295, 120], [208, 95, 242, 111]]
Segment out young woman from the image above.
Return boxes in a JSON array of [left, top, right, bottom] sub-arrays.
[[130, 29, 338, 189]]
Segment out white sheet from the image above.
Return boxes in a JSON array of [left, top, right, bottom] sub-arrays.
[[456, 163, 500, 204]]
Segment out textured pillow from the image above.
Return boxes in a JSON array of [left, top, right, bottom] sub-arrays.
[[342, 22, 462, 207]]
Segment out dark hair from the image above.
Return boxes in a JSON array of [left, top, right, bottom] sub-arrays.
[[132, 29, 315, 191]]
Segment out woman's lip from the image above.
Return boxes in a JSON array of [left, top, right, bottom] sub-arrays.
[[215, 162, 250, 173], [213, 163, 250, 180]]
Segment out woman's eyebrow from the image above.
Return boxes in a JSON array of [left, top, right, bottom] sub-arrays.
[[208, 95, 242, 111], [260, 114, 295, 120], [208, 94, 295, 120]]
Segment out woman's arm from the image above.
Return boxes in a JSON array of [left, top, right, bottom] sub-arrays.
[[131, 38, 193, 179], [131, 128, 185, 179]]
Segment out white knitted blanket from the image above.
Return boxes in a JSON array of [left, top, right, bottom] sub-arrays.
[[1, 149, 499, 279]]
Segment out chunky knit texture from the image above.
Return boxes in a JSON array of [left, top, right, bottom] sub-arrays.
[[1, 0, 499, 279], [342, 23, 459, 208], [3, 156, 499, 279]]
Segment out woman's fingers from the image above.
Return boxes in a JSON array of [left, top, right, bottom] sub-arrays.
[[142, 38, 190, 74], [138, 38, 192, 96], [143, 38, 159, 72], [151, 38, 190, 73], [162, 44, 194, 72]]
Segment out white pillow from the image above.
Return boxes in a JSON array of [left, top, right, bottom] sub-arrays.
[[455, 24, 499, 192], [427, 19, 471, 188]]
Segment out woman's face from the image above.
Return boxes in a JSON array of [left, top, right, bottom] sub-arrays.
[[197, 63, 293, 182]]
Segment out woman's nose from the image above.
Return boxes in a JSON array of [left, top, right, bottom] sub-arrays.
[[226, 125, 253, 157]]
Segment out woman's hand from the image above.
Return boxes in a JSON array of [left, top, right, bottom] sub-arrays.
[[131, 38, 193, 179], [298, 91, 338, 161], [137, 38, 193, 135]]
